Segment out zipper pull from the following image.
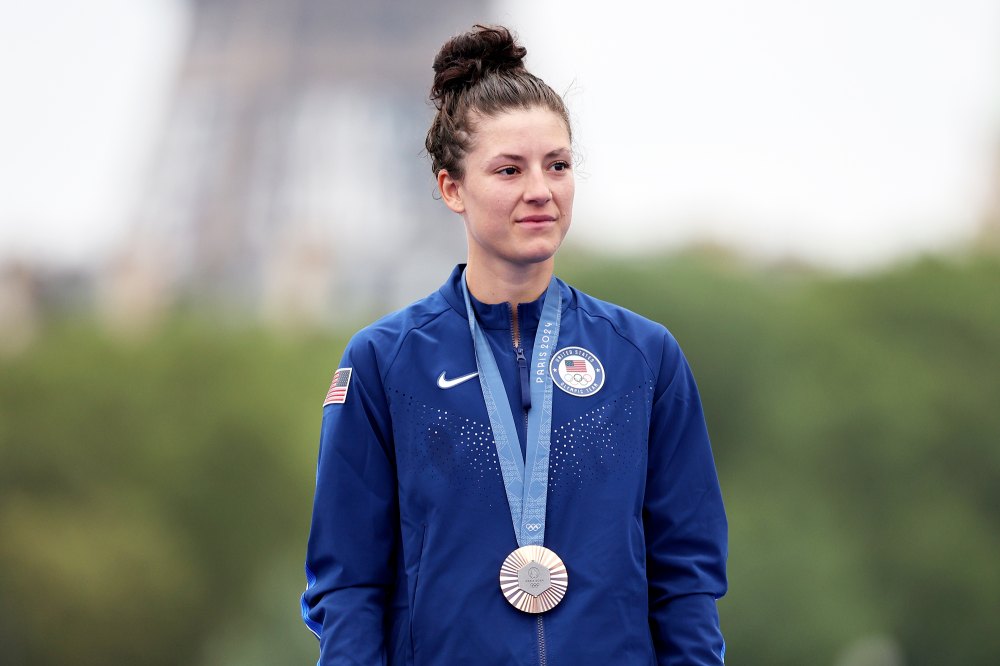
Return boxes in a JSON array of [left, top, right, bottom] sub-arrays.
[[516, 346, 531, 410]]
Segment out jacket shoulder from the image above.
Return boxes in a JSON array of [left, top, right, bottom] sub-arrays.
[[567, 285, 684, 381], [569, 287, 677, 345], [342, 290, 453, 378]]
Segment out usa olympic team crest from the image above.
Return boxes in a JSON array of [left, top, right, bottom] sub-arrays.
[[550, 347, 605, 397]]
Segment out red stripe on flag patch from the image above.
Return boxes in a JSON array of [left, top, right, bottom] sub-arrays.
[[323, 367, 352, 406]]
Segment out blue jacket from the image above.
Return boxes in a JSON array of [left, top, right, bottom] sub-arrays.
[[302, 265, 728, 665]]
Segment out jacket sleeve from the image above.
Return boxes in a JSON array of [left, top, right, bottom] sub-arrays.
[[301, 335, 398, 665], [645, 331, 728, 665]]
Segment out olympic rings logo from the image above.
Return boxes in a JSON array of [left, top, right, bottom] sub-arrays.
[[563, 372, 593, 387]]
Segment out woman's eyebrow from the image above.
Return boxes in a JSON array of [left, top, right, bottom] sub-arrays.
[[489, 148, 571, 162], [489, 153, 526, 163]]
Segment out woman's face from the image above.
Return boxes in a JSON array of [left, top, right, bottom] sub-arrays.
[[439, 106, 574, 274]]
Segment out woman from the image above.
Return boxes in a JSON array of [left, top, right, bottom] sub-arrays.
[[302, 25, 728, 665]]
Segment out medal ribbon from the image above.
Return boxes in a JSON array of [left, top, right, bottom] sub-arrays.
[[461, 271, 561, 547]]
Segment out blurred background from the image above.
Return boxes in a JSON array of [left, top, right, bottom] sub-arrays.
[[1, 1, 999, 664]]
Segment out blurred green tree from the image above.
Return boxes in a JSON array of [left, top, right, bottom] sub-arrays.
[[1, 252, 997, 665]]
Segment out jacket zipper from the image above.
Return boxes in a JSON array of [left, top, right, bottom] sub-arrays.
[[511, 303, 531, 411], [513, 303, 545, 666], [511, 302, 520, 349], [537, 615, 548, 666]]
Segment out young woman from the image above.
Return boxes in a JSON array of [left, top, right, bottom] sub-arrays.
[[302, 25, 728, 665]]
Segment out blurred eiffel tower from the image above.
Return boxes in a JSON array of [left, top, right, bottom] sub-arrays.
[[104, 0, 490, 327], [980, 140, 1000, 253]]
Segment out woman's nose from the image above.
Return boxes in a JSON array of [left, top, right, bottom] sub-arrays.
[[523, 168, 552, 204]]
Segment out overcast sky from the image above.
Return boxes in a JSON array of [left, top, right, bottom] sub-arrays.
[[2, 0, 999, 270]]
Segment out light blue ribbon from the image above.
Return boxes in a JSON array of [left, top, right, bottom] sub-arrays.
[[461, 271, 561, 547]]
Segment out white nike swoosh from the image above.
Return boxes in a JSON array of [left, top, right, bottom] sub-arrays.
[[437, 371, 479, 389]]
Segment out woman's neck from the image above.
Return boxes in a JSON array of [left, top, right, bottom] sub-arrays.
[[464, 260, 554, 304]]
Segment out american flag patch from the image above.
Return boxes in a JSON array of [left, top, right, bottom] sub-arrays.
[[323, 368, 352, 406], [564, 359, 588, 373]]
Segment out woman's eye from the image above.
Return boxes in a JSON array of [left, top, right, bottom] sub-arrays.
[[497, 166, 518, 176], [551, 161, 571, 172]]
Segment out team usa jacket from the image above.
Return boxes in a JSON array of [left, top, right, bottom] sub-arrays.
[[302, 265, 728, 665]]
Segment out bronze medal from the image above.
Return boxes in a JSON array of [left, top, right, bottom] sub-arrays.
[[499, 545, 568, 614]]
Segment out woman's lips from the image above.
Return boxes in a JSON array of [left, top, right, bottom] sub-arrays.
[[518, 215, 557, 223]]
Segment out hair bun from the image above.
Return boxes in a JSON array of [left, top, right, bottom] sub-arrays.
[[430, 25, 527, 104]]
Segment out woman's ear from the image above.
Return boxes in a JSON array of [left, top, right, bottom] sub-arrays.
[[437, 169, 465, 214]]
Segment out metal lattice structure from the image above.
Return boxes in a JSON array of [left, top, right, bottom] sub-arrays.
[[111, 0, 490, 324]]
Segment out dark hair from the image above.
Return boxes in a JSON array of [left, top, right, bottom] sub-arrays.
[[425, 24, 571, 179]]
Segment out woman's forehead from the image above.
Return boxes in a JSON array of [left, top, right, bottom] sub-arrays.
[[469, 107, 571, 153]]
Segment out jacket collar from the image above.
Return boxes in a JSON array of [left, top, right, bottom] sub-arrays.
[[439, 264, 572, 331]]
